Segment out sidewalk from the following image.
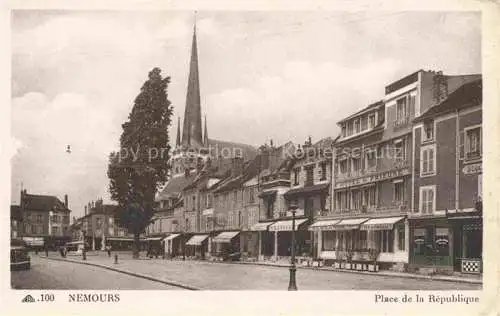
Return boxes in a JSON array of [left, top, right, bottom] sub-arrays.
[[38, 251, 482, 289]]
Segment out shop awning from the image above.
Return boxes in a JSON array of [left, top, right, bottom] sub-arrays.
[[331, 218, 369, 230], [144, 237, 164, 241], [284, 183, 329, 197], [269, 218, 308, 231], [164, 233, 181, 241], [107, 237, 134, 241], [309, 219, 341, 231], [360, 216, 405, 231], [259, 190, 277, 198], [186, 234, 209, 246], [250, 222, 275, 231], [213, 231, 240, 243]]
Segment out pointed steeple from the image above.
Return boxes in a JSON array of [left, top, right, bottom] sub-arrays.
[[181, 19, 203, 148], [176, 117, 181, 147], [203, 114, 209, 146]]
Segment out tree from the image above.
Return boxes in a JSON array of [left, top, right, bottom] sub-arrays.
[[107, 68, 172, 259]]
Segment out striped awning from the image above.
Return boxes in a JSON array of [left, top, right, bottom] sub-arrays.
[[213, 231, 240, 243], [309, 220, 341, 231], [331, 218, 369, 231], [250, 222, 275, 231], [269, 218, 308, 231], [186, 234, 209, 246], [164, 233, 181, 241], [360, 216, 405, 231]]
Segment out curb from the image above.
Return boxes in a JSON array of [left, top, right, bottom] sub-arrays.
[[39, 256, 202, 290], [224, 261, 483, 285]]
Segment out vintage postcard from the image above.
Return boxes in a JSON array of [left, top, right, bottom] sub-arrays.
[[2, 0, 499, 315]]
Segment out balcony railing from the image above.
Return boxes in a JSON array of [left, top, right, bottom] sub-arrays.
[[335, 201, 409, 214], [336, 160, 410, 182], [393, 116, 410, 130]]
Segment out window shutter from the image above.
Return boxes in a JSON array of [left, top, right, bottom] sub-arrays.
[[429, 148, 434, 173], [458, 131, 465, 160], [428, 189, 434, 213], [422, 150, 428, 174], [421, 190, 427, 213]]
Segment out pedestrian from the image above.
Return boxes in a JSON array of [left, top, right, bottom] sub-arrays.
[[45, 245, 49, 257], [106, 245, 111, 257], [59, 246, 64, 257]]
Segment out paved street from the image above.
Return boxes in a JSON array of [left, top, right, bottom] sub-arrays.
[[28, 252, 482, 290], [11, 255, 178, 290]]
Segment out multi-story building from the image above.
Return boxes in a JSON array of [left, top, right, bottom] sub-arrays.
[[10, 205, 22, 239], [312, 70, 481, 271], [19, 189, 71, 249], [410, 78, 482, 274], [81, 199, 133, 251]]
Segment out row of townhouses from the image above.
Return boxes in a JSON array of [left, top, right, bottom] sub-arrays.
[[144, 70, 482, 275], [137, 26, 483, 275]]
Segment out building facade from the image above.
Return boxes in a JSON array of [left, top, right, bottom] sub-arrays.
[[410, 78, 482, 274]]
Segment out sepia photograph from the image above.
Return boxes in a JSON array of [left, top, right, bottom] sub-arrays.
[[9, 9, 486, 293]]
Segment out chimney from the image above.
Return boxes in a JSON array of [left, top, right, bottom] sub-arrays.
[[231, 157, 244, 176], [64, 194, 68, 208]]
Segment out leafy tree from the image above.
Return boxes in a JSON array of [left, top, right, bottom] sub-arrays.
[[107, 68, 172, 259]]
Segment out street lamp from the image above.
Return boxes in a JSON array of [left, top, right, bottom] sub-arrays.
[[288, 201, 299, 291]]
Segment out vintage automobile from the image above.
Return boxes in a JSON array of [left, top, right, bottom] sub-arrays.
[[10, 239, 31, 270]]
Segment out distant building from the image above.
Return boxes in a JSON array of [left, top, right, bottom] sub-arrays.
[[19, 189, 71, 249], [10, 205, 22, 239]]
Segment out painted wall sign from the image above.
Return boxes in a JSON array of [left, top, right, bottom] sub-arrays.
[[335, 168, 410, 189], [462, 163, 482, 175]]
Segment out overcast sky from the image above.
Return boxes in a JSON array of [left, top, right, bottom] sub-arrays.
[[10, 10, 481, 218]]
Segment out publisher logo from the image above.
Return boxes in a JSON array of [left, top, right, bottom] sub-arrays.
[[21, 294, 36, 303]]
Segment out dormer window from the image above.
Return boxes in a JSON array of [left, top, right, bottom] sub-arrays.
[[423, 121, 434, 142], [354, 119, 360, 134], [341, 124, 346, 138], [368, 113, 376, 129]]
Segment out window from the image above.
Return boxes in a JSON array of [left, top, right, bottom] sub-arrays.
[[207, 194, 213, 208], [478, 174, 483, 201], [52, 215, 60, 223], [376, 230, 394, 253], [362, 185, 376, 207], [419, 186, 436, 214], [423, 121, 434, 142], [354, 119, 360, 134], [352, 189, 362, 210], [52, 226, 59, 235], [335, 191, 349, 211], [36, 225, 43, 235], [359, 230, 368, 250], [396, 97, 408, 120], [292, 168, 300, 185], [465, 126, 482, 160], [266, 199, 274, 219], [368, 114, 376, 129], [408, 94, 416, 114], [413, 228, 427, 255], [347, 121, 353, 136], [397, 226, 405, 251], [305, 166, 314, 186], [341, 125, 346, 137], [320, 162, 327, 181], [393, 139, 406, 161], [365, 149, 377, 170], [420, 144, 436, 176], [393, 180, 405, 203], [351, 157, 361, 174], [192, 196, 196, 210], [304, 197, 314, 216], [108, 227, 114, 236], [339, 158, 348, 174], [108, 217, 114, 225], [96, 218, 103, 229], [322, 231, 337, 251], [434, 227, 449, 256], [37, 214, 43, 223]]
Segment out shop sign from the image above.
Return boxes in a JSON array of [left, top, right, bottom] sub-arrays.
[[463, 163, 482, 175], [335, 168, 410, 189]]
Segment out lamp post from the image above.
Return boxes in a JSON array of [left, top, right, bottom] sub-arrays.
[[288, 201, 298, 291]]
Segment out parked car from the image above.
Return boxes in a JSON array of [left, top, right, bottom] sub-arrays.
[[11, 239, 30, 270]]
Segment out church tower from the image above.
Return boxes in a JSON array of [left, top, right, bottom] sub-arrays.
[[171, 22, 209, 177]]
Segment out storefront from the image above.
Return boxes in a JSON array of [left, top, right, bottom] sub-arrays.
[[268, 218, 311, 261], [448, 213, 483, 274], [164, 233, 182, 258], [212, 231, 240, 260], [185, 234, 209, 259], [409, 217, 454, 272], [249, 222, 275, 260]]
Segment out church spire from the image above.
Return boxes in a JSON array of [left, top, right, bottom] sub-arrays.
[[181, 18, 203, 148], [176, 116, 181, 147], [203, 114, 209, 146]]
